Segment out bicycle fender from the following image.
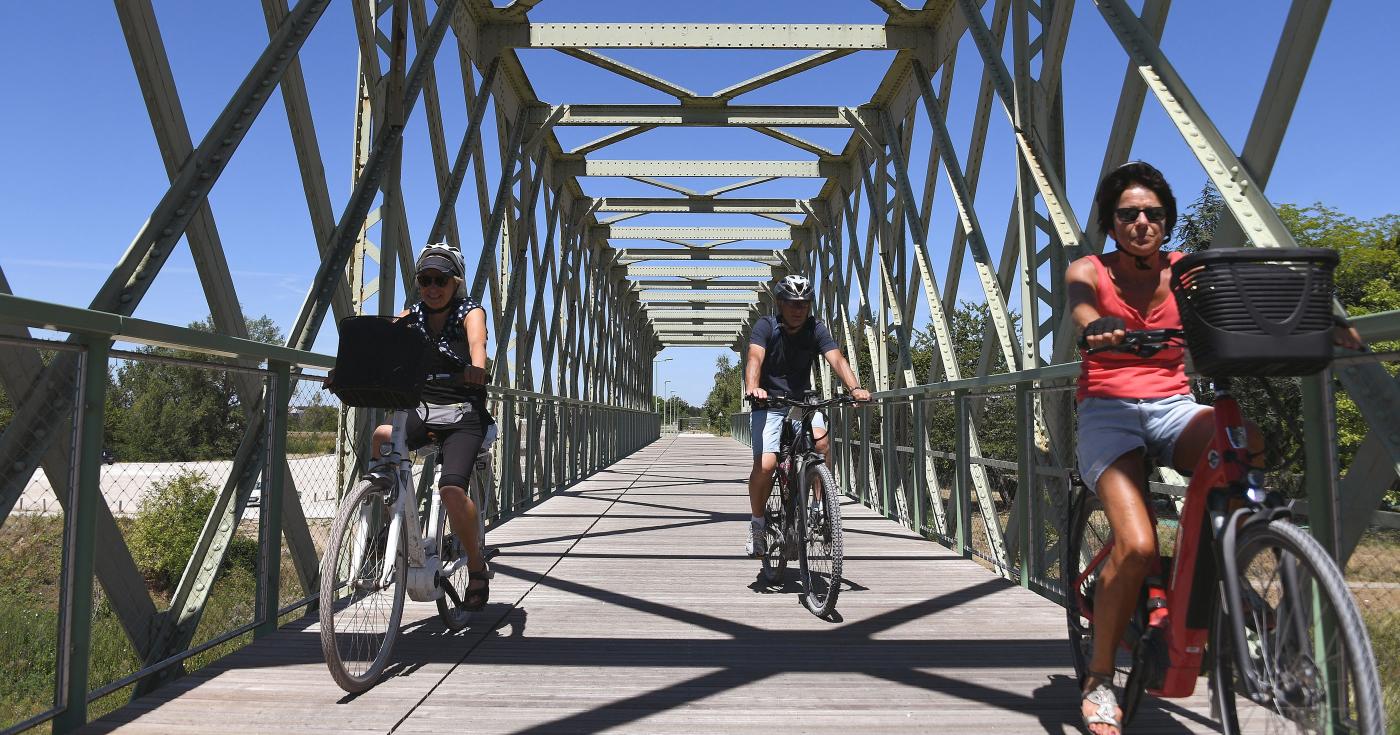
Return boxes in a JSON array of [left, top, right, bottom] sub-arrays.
[[1216, 505, 1268, 694]]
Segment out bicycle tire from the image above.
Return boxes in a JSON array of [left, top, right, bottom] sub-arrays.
[[320, 481, 407, 693], [434, 506, 472, 632], [1063, 485, 1147, 721], [1211, 519, 1384, 734], [799, 462, 844, 617], [759, 472, 788, 585]]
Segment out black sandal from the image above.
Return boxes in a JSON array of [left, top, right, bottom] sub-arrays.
[[462, 563, 493, 611]]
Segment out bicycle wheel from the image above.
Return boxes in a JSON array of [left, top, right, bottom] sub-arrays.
[[799, 462, 844, 617], [1063, 486, 1149, 720], [319, 481, 407, 693], [759, 472, 788, 585], [1211, 519, 1384, 734], [434, 505, 472, 632]]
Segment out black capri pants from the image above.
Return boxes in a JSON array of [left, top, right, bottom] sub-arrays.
[[406, 407, 493, 491]]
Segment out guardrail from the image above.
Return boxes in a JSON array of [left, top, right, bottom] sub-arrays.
[[0, 293, 659, 733], [732, 312, 1400, 711]]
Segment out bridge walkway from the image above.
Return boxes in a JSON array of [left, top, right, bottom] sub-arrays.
[[82, 435, 1222, 734]]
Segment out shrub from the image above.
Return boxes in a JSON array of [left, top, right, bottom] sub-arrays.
[[127, 470, 257, 593]]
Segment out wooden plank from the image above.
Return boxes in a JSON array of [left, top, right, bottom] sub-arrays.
[[82, 437, 1228, 734]]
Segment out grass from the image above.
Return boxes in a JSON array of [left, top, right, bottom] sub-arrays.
[[0, 515, 317, 732]]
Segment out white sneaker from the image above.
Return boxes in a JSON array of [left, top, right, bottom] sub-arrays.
[[745, 520, 765, 557]]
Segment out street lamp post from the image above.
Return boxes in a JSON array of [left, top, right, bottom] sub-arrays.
[[663, 380, 672, 427], [652, 357, 672, 416]]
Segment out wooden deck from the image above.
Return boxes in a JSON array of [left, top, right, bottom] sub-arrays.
[[84, 435, 1225, 734]]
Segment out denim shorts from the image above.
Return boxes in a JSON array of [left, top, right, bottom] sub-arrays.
[[751, 408, 827, 458], [1075, 393, 1210, 492]]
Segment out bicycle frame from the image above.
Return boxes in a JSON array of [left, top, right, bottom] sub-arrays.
[[362, 409, 466, 603], [1073, 380, 1273, 698]]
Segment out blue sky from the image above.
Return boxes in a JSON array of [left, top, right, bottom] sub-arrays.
[[3, 1, 1395, 406]]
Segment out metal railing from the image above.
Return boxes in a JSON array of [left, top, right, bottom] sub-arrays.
[[0, 293, 659, 733], [733, 313, 1400, 711]]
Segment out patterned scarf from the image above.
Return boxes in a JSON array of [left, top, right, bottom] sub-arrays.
[[405, 297, 480, 369]]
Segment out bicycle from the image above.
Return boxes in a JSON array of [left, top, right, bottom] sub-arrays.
[[318, 315, 493, 693], [1064, 248, 1384, 733], [749, 392, 854, 617]]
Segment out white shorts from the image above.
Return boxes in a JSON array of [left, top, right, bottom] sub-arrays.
[[1075, 394, 1210, 491]]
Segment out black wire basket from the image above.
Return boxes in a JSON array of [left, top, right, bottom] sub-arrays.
[[326, 315, 425, 408], [1169, 248, 1338, 377]]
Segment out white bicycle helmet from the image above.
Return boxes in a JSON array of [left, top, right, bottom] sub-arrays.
[[773, 274, 814, 301], [416, 242, 467, 298]]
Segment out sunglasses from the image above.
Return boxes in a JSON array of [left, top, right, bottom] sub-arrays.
[[1114, 206, 1167, 224], [416, 273, 454, 288]]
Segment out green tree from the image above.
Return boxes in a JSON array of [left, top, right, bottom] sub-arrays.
[[1173, 186, 1400, 503], [126, 470, 257, 592], [104, 314, 283, 462], [702, 355, 744, 431]]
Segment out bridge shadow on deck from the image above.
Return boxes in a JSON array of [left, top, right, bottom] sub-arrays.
[[84, 435, 1222, 734]]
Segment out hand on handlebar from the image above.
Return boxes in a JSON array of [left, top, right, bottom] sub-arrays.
[[849, 387, 871, 403], [1080, 315, 1126, 352], [746, 387, 768, 402], [464, 364, 488, 386]]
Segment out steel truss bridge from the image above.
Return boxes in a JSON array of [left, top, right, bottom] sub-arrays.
[[0, 1, 1396, 732]]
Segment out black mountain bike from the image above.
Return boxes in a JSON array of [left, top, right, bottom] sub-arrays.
[[750, 392, 854, 617]]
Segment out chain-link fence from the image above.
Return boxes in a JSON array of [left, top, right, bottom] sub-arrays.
[[0, 337, 82, 732]]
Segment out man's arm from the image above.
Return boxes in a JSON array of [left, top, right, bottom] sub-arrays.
[[745, 343, 767, 400], [822, 349, 871, 402]]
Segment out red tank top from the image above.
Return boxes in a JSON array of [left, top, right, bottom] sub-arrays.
[[1076, 252, 1190, 401]]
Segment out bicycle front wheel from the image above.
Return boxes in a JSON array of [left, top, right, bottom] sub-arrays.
[[759, 473, 788, 585], [319, 481, 407, 693], [799, 462, 844, 617], [1212, 518, 1384, 734]]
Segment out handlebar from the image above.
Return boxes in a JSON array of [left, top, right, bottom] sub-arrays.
[[1077, 328, 1185, 357], [745, 393, 860, 410]]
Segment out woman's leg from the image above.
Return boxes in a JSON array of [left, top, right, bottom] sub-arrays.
[[1083, 449, 1156, 735]]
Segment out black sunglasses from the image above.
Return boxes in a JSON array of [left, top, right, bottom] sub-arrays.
[[416, 273, 454, 288], [1114, 206, 1167, 224]]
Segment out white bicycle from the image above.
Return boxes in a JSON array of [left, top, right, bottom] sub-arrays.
[[319, 317, 496, 693]]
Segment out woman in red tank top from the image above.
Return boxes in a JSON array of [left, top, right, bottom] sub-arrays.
[[1065, 163, 1222, 735]]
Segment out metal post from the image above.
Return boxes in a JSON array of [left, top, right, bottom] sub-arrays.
[[954, 389, 972, 559], [257, 362, 290, 637], [54, 338, 109, 734]]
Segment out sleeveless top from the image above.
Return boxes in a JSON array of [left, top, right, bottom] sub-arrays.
[[404, 297, 490, 414], [1076, 251, 1190, 401]]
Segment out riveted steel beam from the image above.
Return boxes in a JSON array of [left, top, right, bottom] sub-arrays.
[[601, 226, 795, 240], [616, 250, 785, 265], [630, 279, 769, 290], [556, 159, 842, 179], [539, 104, 853, 127], [625, 265, 776, 278], [481, 22, 926, 50], [638, 291, 759, 303], [597, 197, 804, 213]]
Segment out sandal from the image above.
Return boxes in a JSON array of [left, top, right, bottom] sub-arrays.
[[1081, 671, 1122, 735], [462, 563, 493, 611]]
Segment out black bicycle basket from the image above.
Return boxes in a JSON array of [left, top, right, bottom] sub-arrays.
[[326, 315, 426, 408], [1169, 247, 1338, 377]]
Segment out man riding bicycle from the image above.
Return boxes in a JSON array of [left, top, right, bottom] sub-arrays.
[[743, 274, 870, 557], [366, 242, 496, 611], [1067, 162, 1361, 735]]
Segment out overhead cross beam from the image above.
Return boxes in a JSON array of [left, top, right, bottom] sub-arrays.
[[481, 22, 928, 50]]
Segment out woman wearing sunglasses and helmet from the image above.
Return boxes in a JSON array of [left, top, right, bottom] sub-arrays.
[[367, 242, 496, 611]]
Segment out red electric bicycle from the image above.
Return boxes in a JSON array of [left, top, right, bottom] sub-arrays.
[[1064, 248, 1384, 733]]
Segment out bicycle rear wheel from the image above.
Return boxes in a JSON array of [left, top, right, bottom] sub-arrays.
[[1063, 485, 1148, 720], [759, 473, 788, 585], [799, 462, 843, 617], [320, 481, 406, 693], [434, 506, 473, 632], [1211, 519, 1384, 734]]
